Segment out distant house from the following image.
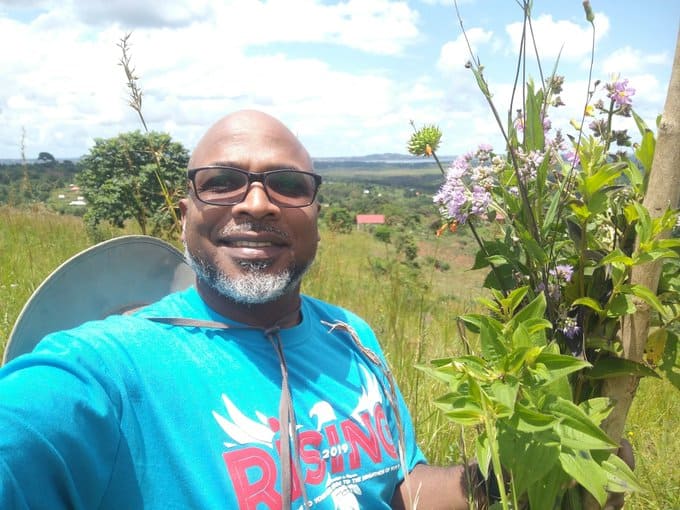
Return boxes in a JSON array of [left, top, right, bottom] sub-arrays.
[[356, 214, 385, 230]]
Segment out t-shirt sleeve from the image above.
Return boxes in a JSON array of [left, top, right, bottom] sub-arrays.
[[0, 332, 124, 509]]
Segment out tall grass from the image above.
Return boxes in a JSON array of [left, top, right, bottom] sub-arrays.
[[1, 207, 677, 508]]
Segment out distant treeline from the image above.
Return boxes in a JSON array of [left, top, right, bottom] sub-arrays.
[[0, 156, 445, 207], [0, 160, 79, 205]]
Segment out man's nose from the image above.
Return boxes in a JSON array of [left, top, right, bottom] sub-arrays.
[[231, 182, 280, 218]]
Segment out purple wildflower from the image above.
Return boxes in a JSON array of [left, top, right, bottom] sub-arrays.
[[470, 185, 491, 215], [550, 264, 574, 282], [434, 177, 469, 224], [565, 151, 580, 166], [560, 317, 581, 339], [543, 117, 552, 133], [607, 79, 635, 107]]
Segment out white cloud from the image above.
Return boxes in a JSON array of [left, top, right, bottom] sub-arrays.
[[0, 0, 424, 158], [601, 46, 670, 75], [505, 13, 610, 61], [437, 27, 494, 73], [0, 1, 673, 159]]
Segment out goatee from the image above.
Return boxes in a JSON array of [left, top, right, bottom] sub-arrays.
[[184, 247, 309, 305]]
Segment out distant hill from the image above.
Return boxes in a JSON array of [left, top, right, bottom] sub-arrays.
[[313, 154, 454, 172]]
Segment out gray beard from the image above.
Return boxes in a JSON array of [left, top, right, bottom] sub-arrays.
[[184, 247, 308, 305]]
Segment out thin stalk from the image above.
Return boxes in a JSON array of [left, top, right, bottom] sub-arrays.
[[117, 33, 182, 237], [454, 1, 541, 247]]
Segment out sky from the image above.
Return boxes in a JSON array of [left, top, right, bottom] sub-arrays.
[[0, 0, 678, 160]]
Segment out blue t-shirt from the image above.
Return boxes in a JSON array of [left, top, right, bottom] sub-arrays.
[[0, 288, 425, 509]]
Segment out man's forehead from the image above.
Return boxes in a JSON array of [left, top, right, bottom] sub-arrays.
[[190, 112, 311, 169]]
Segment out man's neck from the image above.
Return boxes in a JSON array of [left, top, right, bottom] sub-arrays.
[[195, 279, 302, 329]]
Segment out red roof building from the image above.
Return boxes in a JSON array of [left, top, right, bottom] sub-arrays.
[[356, 214, 385, 229]]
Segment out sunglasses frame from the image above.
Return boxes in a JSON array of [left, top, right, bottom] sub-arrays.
[[187, 166, 322, 208]]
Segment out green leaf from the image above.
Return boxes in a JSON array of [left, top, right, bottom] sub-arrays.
[[572, 297, 605, 315], [527, 464, 565, 510], [489, 379, 519, 417], [622, 159, 644, 190], [583, 163, 623, 196], [599, 248, 635, 267], [524, 79, 545, 151], [586, 356, 661, 379], [518, 230, 549, 265], [579, 397, 614, 426], [633, 201, 653, 243], [607, 293, 636, 317], [508, 292, 547, 333], [542, 183, 563, 236], [502, 286, 529, 314], [435, 396, 485, 426], [547, 397, 617, 449], [534, 352, 592, 382], [658, 330, 680, 391], [602, 452, 643, 493], [486, 254, 510, 267], [556, 421, 618, 451], [635, 130, 656, 173], [622, 283, 669, 319], [475, 431, 492, 479], [511, 322, 532, 350], [559, 448, 608, 506], [514, 402, 558, 432], [505, 346, 542, 374], [632, 108, 651, 137], [479, 319, 508, 363], [498, 428, 560, 494]]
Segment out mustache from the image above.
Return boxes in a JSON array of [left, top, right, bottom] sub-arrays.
[[219, 222, 289, 240]]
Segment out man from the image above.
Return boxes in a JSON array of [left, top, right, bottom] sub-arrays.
[[0, 110, 469, 509], [0, 110, 626, 509]]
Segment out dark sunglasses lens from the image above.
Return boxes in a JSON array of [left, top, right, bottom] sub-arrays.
[[194, 168, 247, 204], [266, 172, 317, 206]]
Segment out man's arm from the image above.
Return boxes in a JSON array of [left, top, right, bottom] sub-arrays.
[[391, 464, 471, 510]]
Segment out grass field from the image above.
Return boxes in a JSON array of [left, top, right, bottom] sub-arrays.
[[1, 205, 678, 508]]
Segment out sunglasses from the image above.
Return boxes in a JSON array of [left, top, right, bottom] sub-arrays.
[[187, 166, 322, 208]]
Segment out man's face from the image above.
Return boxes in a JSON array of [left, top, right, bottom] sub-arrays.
[[179, 111, 320, 305]]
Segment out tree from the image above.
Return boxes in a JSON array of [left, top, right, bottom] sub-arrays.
[[598, 22, 680, 454], [37, 152, 56, 164], [77, 131, 189, 238], [324, 206, 354, 233]]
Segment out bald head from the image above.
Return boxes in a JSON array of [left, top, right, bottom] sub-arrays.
[[189, 110, 313, 171]]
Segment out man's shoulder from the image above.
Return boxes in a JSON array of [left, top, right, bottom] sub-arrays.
[[301, 295, 373, 331]]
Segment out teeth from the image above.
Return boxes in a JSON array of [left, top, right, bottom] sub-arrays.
[[232, 241, 273, 248]]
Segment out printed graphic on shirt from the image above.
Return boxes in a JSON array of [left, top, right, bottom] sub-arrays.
[[212, 365, 400, 509]]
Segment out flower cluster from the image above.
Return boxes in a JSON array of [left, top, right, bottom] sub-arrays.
[[433, 145, 498, 225], [607, 78, 636, 107]]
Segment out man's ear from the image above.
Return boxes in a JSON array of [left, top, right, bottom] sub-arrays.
[[178, 198, 188, 242]]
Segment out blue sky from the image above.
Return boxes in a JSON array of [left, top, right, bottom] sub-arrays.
[[0, 0, 677, 159]]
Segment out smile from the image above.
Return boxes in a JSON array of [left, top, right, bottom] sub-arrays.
[[230, 240, 276, 248]]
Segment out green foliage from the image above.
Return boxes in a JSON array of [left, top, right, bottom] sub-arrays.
[[412, 2, 680, 507], [0, 160, 79, 206], [37, 152, 56, 164], [420, 291, 639, 507], [373, 225, 392, 244], [323, 206, 354, 233], [76, 131, 188, 239]]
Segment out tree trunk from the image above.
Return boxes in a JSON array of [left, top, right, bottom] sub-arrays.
[[583, 27, 680, 510]]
